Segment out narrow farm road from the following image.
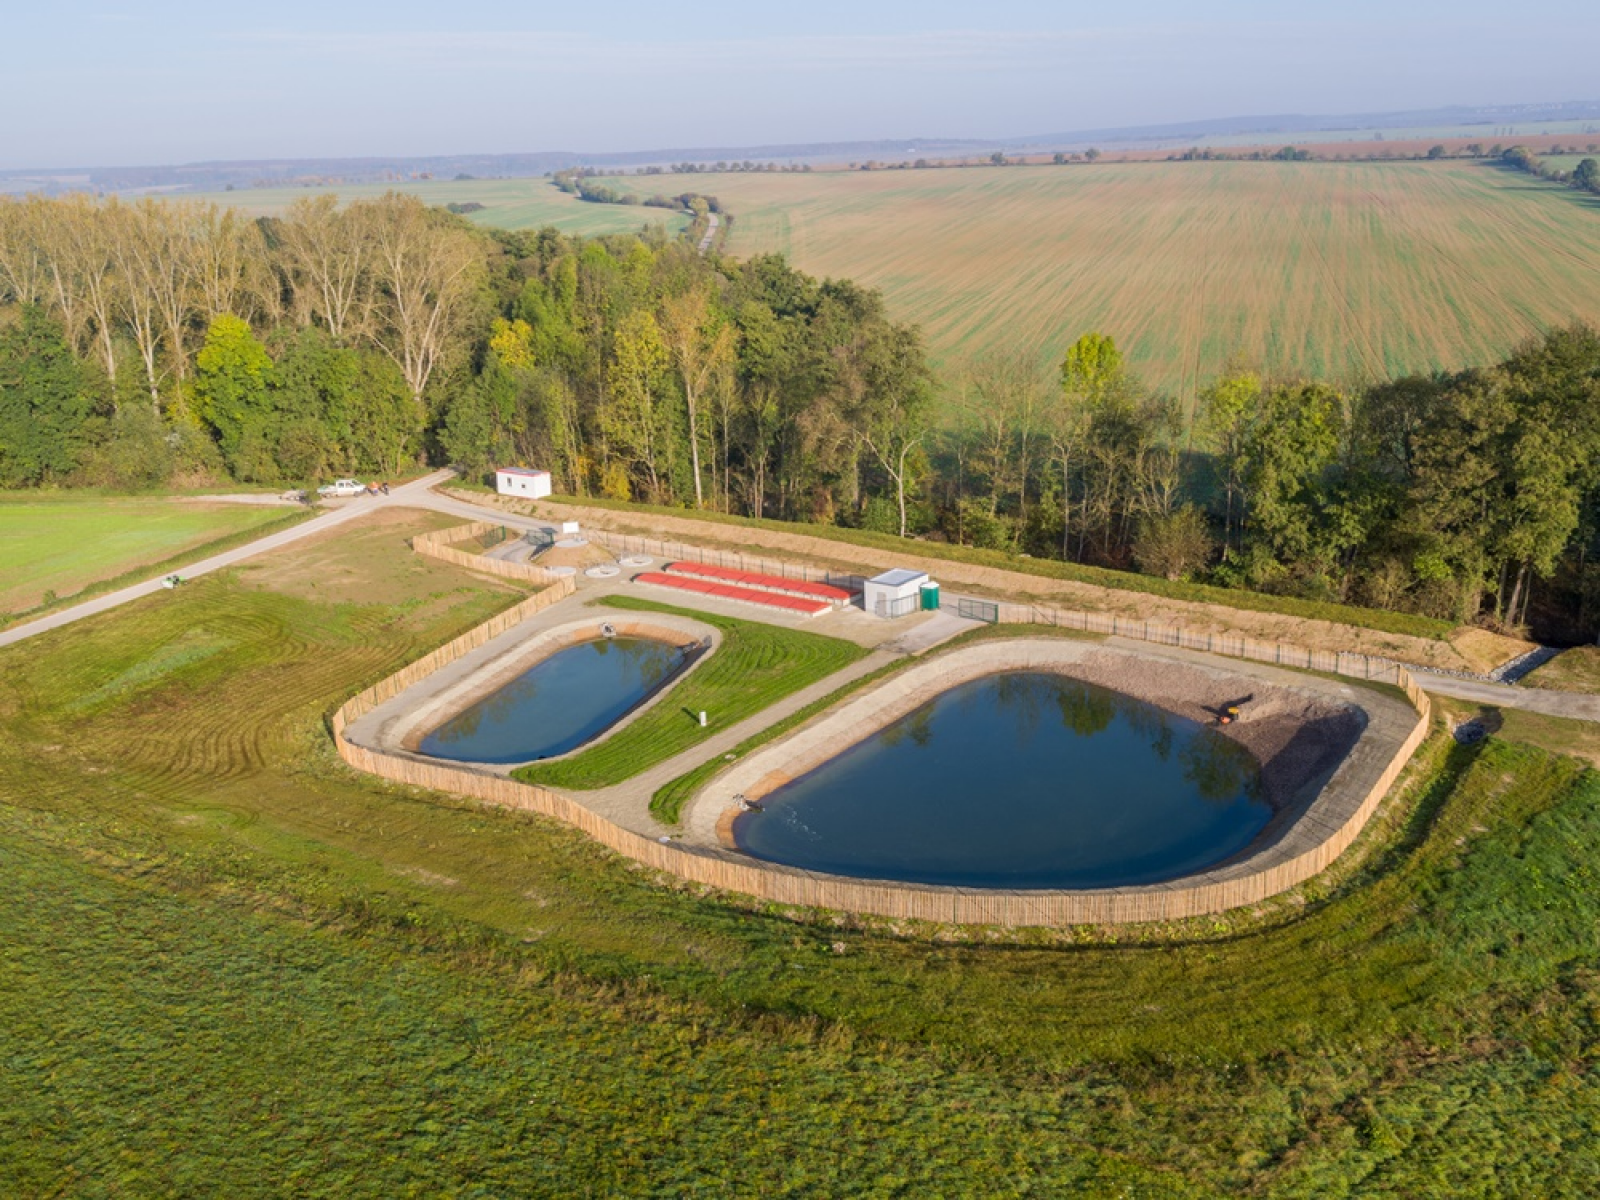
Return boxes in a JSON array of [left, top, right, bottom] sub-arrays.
[[0, 471, 455, 650], [698, 211, 720, 254]]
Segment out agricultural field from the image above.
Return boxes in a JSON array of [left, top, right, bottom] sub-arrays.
[[0, 492, 301, 615], [604, 160, 1600, 402], [3, 510, 1600, 1191], [180, 177, 690, 237], [515, 594, 868, 790]]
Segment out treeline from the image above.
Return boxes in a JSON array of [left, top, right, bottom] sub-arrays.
[[0, 192, 494, 487], [931, 327, 1600, 637], [0, 192, 924, 526], [551, 169, 724, 217], [4, 191, 1600, 638], [1499, 146, 1600, 194]]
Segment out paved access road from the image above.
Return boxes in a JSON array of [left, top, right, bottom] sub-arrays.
[[0, 471, 456, 650]]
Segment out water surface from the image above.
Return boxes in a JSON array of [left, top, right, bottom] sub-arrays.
[[735, 672, 1270, 888], [420, 637, 684, 764]]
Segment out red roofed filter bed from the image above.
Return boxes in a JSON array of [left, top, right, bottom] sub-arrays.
[[663, 561, 851, 604], [634, 572, 832, 617]]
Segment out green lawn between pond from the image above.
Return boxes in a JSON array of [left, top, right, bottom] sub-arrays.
[[1, 561, 1598, 1194], [512, 594, 868, 791], [0, 492, 301, 614]]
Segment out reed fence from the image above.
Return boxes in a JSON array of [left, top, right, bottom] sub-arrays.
[[589, 530, 865, 592], [413, 521, 562, 586]]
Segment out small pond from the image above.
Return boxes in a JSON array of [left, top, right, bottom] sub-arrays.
[[734, 672, 1272, 889], [419, 637, 687, 764]]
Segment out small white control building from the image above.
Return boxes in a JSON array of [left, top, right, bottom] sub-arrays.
[[495, 467, 552, 499], [863, 568, 929, 618]]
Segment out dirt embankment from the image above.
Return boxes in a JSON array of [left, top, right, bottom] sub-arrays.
[[1066, 649, 1363, 811], [453, 489, 1520, 674]]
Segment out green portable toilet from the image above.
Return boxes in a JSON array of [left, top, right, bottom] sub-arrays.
[[920, 581, 941, 611]]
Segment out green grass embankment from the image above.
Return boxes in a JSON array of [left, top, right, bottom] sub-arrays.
[[512, 595, 868, 791], [4, 538, 1599, 1191]]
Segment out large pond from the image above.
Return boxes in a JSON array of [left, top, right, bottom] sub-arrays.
[[734, 672, 1273, 889], [419, 637, 687, 764]]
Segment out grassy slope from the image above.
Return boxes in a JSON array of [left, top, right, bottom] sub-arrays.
[[2, 517, 1599, 1192], [1523, 645, 1600, 694], [177, 178, 691, 237], [514, 595, 868, 790], [600, 161, 1600, 402], [0, 493, 298, 612]]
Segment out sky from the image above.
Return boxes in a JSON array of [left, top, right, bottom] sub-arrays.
[[4, 0, 1597, 168]]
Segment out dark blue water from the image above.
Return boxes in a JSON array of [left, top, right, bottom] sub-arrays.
[[735, 672, 1271, 889], [419, 638, 685, 764]]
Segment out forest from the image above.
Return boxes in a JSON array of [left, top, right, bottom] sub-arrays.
[[1, 190, 1598, 640]]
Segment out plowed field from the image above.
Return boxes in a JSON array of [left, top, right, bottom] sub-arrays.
[[633, 161, 1600, 401]]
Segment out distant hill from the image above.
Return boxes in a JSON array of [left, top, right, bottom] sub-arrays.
[[3, 100, 1598, 195], [1012, 99, 1600, 151]]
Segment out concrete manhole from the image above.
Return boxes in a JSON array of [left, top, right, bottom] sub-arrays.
[[554, 537, 588, 549], [620, 554, 653, 567], [585, 565, 622, 579]]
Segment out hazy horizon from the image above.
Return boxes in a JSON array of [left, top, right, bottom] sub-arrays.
[[6, 0, 1598, 170]]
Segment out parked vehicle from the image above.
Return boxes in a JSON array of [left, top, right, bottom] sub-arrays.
[[316, 479, 367, 498]]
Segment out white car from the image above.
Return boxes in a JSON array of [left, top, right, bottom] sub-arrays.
[[316, 478, 367, 498]]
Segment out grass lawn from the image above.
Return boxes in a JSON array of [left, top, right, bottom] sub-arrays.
[[0, 492, 301, 614], [513, 594, 869, 790], [1523, 645, 1600, 694], [2, 517, 1599, 1193]]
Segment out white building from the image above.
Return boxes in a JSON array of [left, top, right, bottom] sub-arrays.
[[863, 568, 930, 618], [495, 468, 552, 499]]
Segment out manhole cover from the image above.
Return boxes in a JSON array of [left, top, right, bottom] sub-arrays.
[[585, 565, 621, 578], [620, 554, 653, 567]]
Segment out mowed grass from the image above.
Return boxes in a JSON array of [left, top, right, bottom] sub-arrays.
[[1524, 645, 1600, 694], [601, 161, 1600, 402], [177, 178, 691, 237], [2, 516, 1600, 1190], [513, 594, 868, 790], [0, 492, 300, 613]]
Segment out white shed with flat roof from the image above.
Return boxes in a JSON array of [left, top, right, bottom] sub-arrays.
[[864, 568, 929, 618], [496, 467, 552, 499]]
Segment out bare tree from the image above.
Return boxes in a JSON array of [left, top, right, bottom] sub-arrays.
[[365, 194, 484, 405], [192, 203, 266, 323], [0, 196, 51, 307], [277, 195, 375, 340], [51, 194, 122, 388], [109, 199, 181, 406], [659, 284, 735, 507]]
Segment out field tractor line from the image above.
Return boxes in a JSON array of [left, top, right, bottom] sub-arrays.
[[1298, 199, 1387, 384], [1471, 187, 1600, 277]]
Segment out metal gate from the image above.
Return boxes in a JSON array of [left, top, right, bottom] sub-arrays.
[[956, 597, 998, 623]]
